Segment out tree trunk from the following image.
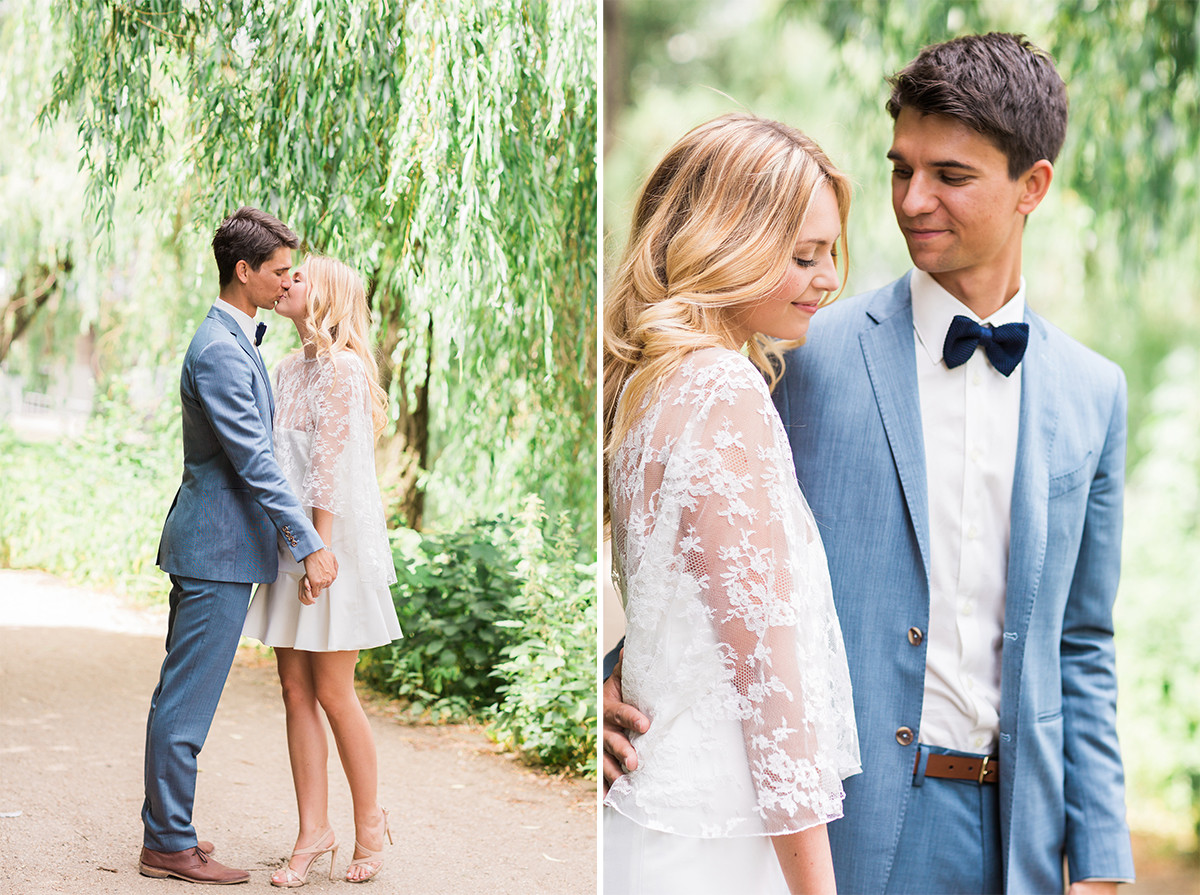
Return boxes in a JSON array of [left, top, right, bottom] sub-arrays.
[[372, 276, 433, 531], [0, 260, 68, 365]]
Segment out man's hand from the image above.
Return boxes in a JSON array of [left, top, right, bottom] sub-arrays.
[[298, 575, 316, 605], [302, 546, 337, 594], [602, 654, 650, 796]]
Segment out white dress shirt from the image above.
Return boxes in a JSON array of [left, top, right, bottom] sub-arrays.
[[911, 269, 1024, 754], [214, 298, 264, 358]]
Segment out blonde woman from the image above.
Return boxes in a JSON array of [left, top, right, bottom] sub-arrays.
[[603, 114, 861, 894], [243, 255, 401, 886]]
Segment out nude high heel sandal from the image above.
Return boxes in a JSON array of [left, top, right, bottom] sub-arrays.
[[270, 827, 338, 888], [345, 808, 393, 883]]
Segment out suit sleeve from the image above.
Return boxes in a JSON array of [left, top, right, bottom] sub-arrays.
[[191, 339, 325, 563], [1061, 366, 1135, 882]]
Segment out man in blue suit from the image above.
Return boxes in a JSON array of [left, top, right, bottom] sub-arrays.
[[139, 207, 338, 885], [604, 34, 1134, 893]]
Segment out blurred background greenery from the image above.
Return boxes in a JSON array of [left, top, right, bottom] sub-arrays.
[[603, 0, 1200, 875], [0, 0, 596, 776]]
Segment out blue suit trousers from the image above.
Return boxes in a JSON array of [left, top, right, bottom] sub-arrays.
[[141, 575, 249, 851], [880, 745, 1002, 895]]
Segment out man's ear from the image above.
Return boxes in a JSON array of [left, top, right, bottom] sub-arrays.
[[235, 259, 251, 284], [1016, 159, 1054, 216]]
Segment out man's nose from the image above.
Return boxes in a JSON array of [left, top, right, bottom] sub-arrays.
[[901, 173, 938, 216]]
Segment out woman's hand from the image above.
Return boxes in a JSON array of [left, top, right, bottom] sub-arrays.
[[298, 575, 317, 605]]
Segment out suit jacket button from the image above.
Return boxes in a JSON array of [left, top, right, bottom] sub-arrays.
[[907, 627, 924, 646], [895, 726, 914, 746]]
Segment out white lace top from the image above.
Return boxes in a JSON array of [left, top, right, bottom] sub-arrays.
[[273, 351, 397, 591], [605, 347, 860, 838]]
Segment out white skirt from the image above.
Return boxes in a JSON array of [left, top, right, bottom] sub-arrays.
[[243, 560, 402, 652], [603, 807, 789, 895]]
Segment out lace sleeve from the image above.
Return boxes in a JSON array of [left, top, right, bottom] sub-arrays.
[[302, 353, 374, 518], [607, 349, 859, 837]]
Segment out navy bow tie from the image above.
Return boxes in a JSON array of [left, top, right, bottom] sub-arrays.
[[254, 321, 267, 346], [942, 314, 1029, 377]]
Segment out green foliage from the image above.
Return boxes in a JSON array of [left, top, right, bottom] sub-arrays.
[[359, 519, 524, 718], [490, 498, 597, 776], [1116, 346, 1200, 845], [0, 392, 179, 601], [359, 499, 597, 776]]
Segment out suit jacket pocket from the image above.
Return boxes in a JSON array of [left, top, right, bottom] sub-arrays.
[[1037, 707, 1063, 723], [1048, 451, 1094, 499]]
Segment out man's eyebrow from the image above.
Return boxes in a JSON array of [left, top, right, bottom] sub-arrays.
[[886, 150, 979, 172]]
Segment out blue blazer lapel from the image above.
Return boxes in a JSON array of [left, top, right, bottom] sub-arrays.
[[858, 276, 931, 584], [999, 310, 1058, 793], [1003, 311, 1059, 658], [209, 306, 275, 421]]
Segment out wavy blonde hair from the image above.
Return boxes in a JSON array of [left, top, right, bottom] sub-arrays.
[[603, 113, 851, 514], [297, 254, 389, 437]]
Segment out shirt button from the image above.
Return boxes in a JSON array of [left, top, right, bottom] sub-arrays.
[[907, 627, 924, 646], [895, 727, 914, 746], [970, 448, 982, 463], [967, 524, 979, 540], [962, 600, 975, 617]]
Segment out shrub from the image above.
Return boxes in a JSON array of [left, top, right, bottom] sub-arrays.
[[359, 499, 597, 776], [489, 497, 596, 776], [0, 393, 178, 601], [358, 518, 525, 719]]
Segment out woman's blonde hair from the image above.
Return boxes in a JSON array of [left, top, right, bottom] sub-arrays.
[[298, 254, 389, 437], [603, 113, 851, 496]]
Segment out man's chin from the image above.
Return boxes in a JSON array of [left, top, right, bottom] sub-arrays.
[[907, 251, 952, 274]]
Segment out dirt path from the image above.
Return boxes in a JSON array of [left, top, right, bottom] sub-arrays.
[[0, 571, 596, 895]]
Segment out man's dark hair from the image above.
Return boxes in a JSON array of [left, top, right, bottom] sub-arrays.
[[212, 206, 300, 288], [886, 32, 1068, 179]]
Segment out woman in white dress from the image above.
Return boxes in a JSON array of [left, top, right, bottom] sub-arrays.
[[602, 114, 861, 894], [243, 255, 401, 886]]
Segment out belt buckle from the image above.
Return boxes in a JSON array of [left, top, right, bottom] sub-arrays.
[[977, 755, 990, 784]]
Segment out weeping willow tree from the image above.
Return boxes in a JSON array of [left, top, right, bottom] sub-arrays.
[[40, 0, 597, 536]]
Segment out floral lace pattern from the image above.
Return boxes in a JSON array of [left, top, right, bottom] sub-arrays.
[[273, 351, 397, 589], [606, 347, 860, 837]]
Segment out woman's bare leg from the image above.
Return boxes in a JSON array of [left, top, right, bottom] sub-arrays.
[[311, 650, 385, 881], [274, 647, 333, 881]]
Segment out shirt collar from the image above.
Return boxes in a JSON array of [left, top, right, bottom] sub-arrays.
[[213, 298, 260, 346], [911, 269, 1026, 366]]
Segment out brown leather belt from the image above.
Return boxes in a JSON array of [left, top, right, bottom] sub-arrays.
[[915, 752, 999, 784]]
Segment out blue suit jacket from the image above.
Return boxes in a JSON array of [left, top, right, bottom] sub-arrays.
[[157, 306, 324, 583], [774, 273, 1134, 893]]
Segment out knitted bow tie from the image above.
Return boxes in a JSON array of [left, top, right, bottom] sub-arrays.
[[254, 321, 267, 346], [942, 314, 1029, 377]]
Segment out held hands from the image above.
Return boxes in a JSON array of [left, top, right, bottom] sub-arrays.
[[301, 546, 338, 601], [602, 653, 650, 795]]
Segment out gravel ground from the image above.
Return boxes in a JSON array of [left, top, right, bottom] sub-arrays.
[[0, 570, 597, 895]]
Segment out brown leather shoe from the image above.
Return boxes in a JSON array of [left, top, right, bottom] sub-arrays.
[[139, 846, 249, 884]]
